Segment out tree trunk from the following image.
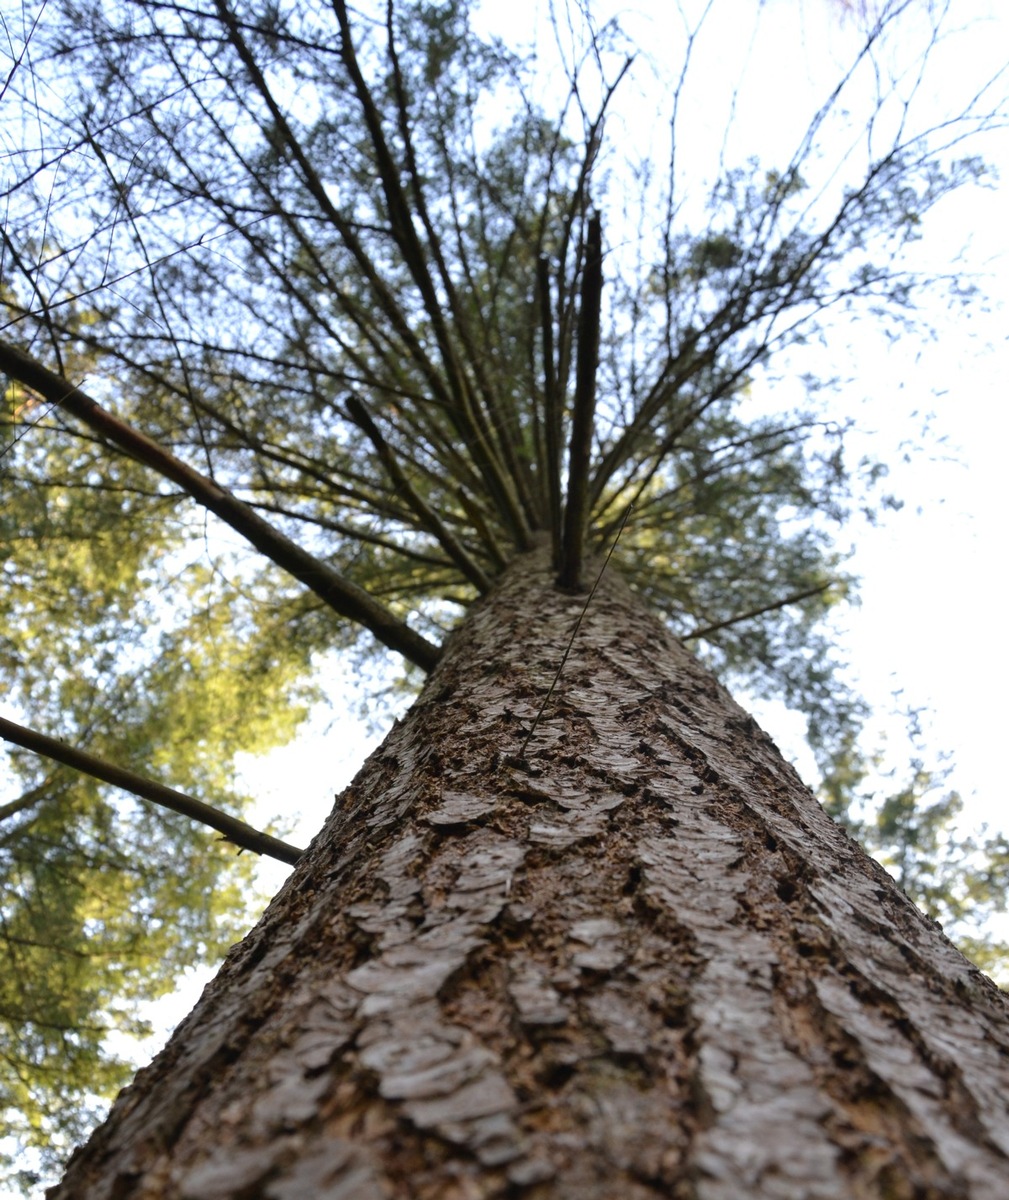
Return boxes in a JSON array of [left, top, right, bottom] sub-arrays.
[[52, 547, 1009, 1199]]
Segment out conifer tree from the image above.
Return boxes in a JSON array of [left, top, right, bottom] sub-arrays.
[[1, 0, 1007, 1192]]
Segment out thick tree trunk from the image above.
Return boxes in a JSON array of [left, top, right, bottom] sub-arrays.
[[53, 548, 1009, 1199]]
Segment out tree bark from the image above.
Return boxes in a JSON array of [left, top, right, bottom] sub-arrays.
[[52, 547, 1009, 1199]]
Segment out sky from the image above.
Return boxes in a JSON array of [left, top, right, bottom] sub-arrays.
[[4, 0, 1009, 1190]]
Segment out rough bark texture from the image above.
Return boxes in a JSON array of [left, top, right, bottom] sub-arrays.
[[53, 548, 1009, 1199]]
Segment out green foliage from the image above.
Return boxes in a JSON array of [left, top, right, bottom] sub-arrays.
[[1, 373, 322, 1179], [824, 749, 1009, 982]]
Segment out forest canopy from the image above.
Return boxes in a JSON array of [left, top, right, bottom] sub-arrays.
[[1, 0, 1007, 1188]]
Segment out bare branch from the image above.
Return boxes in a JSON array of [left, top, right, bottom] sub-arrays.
[[0, 715, 304, 866], [345, 393, 492, 593], [537, 253, 563, 564], [684, 583, 832, 641]]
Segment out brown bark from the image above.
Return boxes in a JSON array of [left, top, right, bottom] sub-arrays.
[[52, 547, 1009, 1199]]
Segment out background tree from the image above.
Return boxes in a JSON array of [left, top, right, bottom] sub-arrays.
[[1, 341, 318, 1184], [1, 0, 1006, 1191]]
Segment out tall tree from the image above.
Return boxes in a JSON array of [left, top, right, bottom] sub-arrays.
[[1, 0, 1007, 1192], [47, 544, 1009, 1198]]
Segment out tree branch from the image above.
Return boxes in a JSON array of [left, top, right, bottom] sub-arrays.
[[382, 2, 540, 535], [683, 583, 832, 641], [558, 211, 602, 591], [257, 0, 534, 549], [537, 253, 563, 565], [345, 393, 492, 593], [0, 339, 442, 672], [0, 715, 304, 866], [0, 772, 60, 825]]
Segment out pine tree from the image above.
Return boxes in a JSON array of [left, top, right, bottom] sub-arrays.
[[1, 0, 1007, 1192]]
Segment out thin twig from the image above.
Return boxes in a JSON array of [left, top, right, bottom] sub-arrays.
[[684, 582, 832, 641]]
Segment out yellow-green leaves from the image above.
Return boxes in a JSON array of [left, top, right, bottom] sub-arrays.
[[0, 425, 320, 1179]]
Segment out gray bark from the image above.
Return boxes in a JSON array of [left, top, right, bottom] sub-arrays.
[[52, 547, 1009, 1199]]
